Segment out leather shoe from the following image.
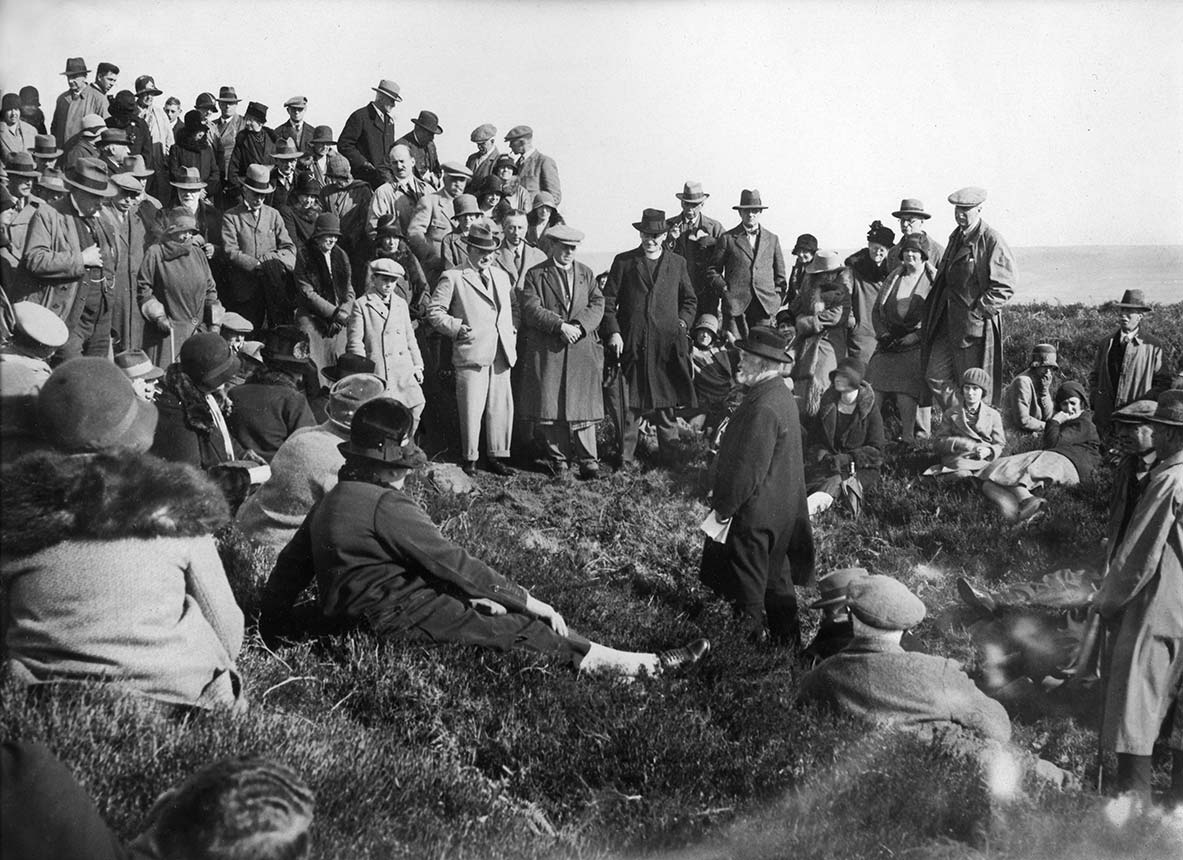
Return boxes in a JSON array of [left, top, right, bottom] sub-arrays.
[[657, 638, 710, 672], [578, 461, 600, 480], [485, 458, 514, 477], [461, 460, 478, 476]]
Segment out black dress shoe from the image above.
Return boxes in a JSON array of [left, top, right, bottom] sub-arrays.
[[657, 638, 710, 671], [485, 458, 514, 477], [461, 460, 478, 476]]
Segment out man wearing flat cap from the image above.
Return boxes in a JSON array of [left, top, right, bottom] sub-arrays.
[[338, 79, 401, 190], [708, 189, 788, 342], [920, 186, 1016, 411], [666, 181, 726, 308], [504, 125, 560, 206], [395, 110, 443, 189], [465, 124, 499, 193], [102, 171, 159, 352], [275, 96, 314, 155], [1087, 289, 1169, 435], [885, 198, 944, 271], [51, 58, 109, 153], [700, 325, 813, 644], [407, 161, 472, 279]]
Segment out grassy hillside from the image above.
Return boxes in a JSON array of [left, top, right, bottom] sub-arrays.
[[2, 302, 1181, 859]]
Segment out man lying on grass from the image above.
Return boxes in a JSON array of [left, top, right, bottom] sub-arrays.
[[261, 397, 709, 676]]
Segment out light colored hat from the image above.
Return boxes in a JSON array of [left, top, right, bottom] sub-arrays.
[[121, 154, 154, 178], [891, 198, 931, 219], [371, 79, 402, 102], [369, 258, 405, 279], [114, 348, 164, 380], [948, 186, 987, 207], [440, 161, 472, 178], [242, 163, 274, 194], [80, 113, 107, 136], [12, 301, 69, 348], [470, 123, 496, 142], [804, 250, 844, 274], [504, 124, 533, 141], [676, 181, 709, 203], [219, 312, 254, 334], [326, 373, 387, 430], [546, 224, 584, 246], [961, 367, 992, 393], [111, 172, 143, 194], [846, 575, 927, 630], [284, 95, 308, 108]]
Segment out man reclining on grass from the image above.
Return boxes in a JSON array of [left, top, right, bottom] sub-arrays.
[[260, 397, 709, 677]]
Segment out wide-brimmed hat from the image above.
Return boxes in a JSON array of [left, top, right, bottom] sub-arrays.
[[293, 172, 323, 197], [11, 301, 68, 348], [948, 186, 987, 207], [830, 357, 866, 388], [180, 332, 241, 390], [242, 163, 274, 194], [216, 85, 240, 104], [64, 157, 116, 197], [170, 165, 207, 190], [676, 181, 709, 203], [369, 258, 406, 279], [792, 233, 818, 255], [896, 235, 929, 261], [451, 194, 481, 219], [847, 575, 927, 630], [371, 79, 402, 102], [546, 224, 584, 246], [262, 326, 313, 369], [108, 90, 138, 118], [692, 313, 720, 336], [1113, 289, 1151, 312], [272, 138, 301, 161], [373, 214, 404, 239], [466, 223, 499, 252], [805, 250, 844, 274], [121, 154, 154, 178], [504, 125, 533, 141], [1112, 399, 1159, 425], [736, 325, 792, 364], [244, 101, 268, 123], [37, 357, 158, 454], [326, 372, 387, 428], [35, 169, 67, 195], [632, 208, 668, 233], [1029, 343, 1058, 369], [1147, 390, 1183, 427], [891, 198, 931, 220], [80, 114, 106, 137], [134, 75, 163, 97], [323, 354, 378, 384], [311, 125, 335, 144], [61, 57, 89, 77], [493, 154, 518, 174], [98, 127, 129, 147], [3, 151, 39, 178], [809, 567, 870, 609], [115, 348, 164, 380], [411, 110, 443, 135], [219, 312, 253, 335], [311, 212, 342, 240], [470, 123, 496, 143], [338, 397, 426, 468], [32, 135, 63, 159], [733, 189, 767, 210]]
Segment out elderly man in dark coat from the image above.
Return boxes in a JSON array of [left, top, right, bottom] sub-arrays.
[[708, 189, 788, 342], [701, 326, 814, 644], [666, 181, 726, 308], [337, 79, 401, 189], [920, 187, 1016, 410], [519, 225, 604, 479], [601, 208, 697, 468]]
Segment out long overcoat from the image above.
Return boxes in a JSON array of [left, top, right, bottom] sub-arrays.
[[518, 259, 604, 422], [347, 289, 425, 408], [1088, 331, 1168, 433]]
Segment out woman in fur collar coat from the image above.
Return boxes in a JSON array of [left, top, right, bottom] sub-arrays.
[[804, 358, 885, 515], [1, 358, 245, 710]]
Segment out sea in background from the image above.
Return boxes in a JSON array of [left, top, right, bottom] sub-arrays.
[[577, 245, 1183, 305]]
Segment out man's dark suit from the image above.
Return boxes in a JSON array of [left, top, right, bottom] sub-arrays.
[[337, 103, 397, 189]]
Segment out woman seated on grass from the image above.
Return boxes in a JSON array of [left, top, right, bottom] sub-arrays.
[[261, 397, 708, 677], [926, 368, 1006, 480], [977, 380, 1101, 523]]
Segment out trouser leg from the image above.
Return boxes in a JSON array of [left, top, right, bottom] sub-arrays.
[[1171, 750, 1183, 806], [651, 407, 679, 456], [483, 352, 513, 458], [765, 557, 801, 648], [620, 407, 642, 463], [926, 333, 957, 412], [535, 424, 572, 463], [454, 364, 491, 462], [571, 423, 598, 464], [898, 394, 921, 443], [1114, 754, 1154, 798]]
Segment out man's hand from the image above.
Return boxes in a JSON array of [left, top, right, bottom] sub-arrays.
[[975, 444, 993, 460], [456, 324, 474, 344], [526, 596, 568, 637], [153, 316, 173, 334], [608, 332, 623, 357], [81, 245, 103, 267], [469, 597, 507, 616], [560, 322, 581, 344], [413, 368, 424, 383], [201, 241, 215, 260]]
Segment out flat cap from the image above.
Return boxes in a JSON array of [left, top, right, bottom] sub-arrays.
[[470, 123, 496, 142], [847, 575, 927, 630], [219, 311, 254, 334], [948, 186, 987, 207], [504, 124, 533, 141], [284, 95, 308, 108], [12, 301, 69, 348], [440, 161, 472, 178], [1112, 399, 1160, 424], [369, 258, 406, 278], [80, 113, 107, 133], [546, 224, 585, 245]]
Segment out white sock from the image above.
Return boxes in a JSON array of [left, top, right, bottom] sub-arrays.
[[577, 642, 659, 677]]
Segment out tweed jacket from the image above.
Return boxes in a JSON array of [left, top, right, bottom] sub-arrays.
[[210, 113, 244, 181], [347, 289, 424, 407], [1001, 370, 1056, 433], [709, 223, 788, 317], [515, 148, 561, 205], [465, 145, 500, 192], [51, 84, 109, 151], [22, 194, 117, 329], [494, 241, 548, 292], [1088, 329, 1168, 432], [427, 263, 518, 369], [221, 202, 296, 278]]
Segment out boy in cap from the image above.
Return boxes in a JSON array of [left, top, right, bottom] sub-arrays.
[[115, 348, 164, 402], [218, 312, 253, 351], [275, 95, 314, 154], [1001, 343, 1060, 433], [1087, 289, 1169, 435], [0, 302, 69, 462]]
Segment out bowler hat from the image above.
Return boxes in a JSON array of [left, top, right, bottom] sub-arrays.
[[244, 101, 268, 123], [115, 348, 164, 381], [804, 250, 844, 274], [272, 137, 301, 161], [323, 354, 378, 384], [1029, 343, 1058, 369], [373, 213, 403, 239], [195, 92, 217, 111], [262, 326, 313, 369], [1147, 390, 1183, 427], [470, 123, 496, 142], [809, 567, 869, 609], [676, 181, 709, 203], [792, 233, 818, 255], [371, 79, 402, 102], [19, 85, 40, 107], [493, 154, 518, 174], [164, 208, 198, 236], [632, 208, 668, 233], [99, 127, 129, 147], [80, 114, 106, 136], [3, 151, 39, 178], [108, 90, 138, 118], [451, 194, 481, 219], [242, 163, 274, 194], [504, 125, 533, 141], [64, 157, 116, 197], [326, 154, 352, 181], [948, 186, 987, 207], [736, 325, 792, 364], [1112, 399, 1159, 425], [692, 313, 720, 336], [1113, 289, 1151, 312], [311, 212, 342, 240], [440, 161, 473, 179], [465, 223, 499, 252], [896, 235, 929, 261], [1, 93, 19, 112], [35, 169, 67, 195], [338, 397, 426, 468], [32, 135, 63, 159], [283, 95, 307, 109], [11, 301, 68, 348], [369, 258, 406, 279], [546, 224, 584, 246], [216, 86, 240, 104], [180, 332, 241, 390], [961, 367, 992, 394], [134, 75, 163, 96], [733, 189, 767, 210], [326, 372, 387, 428], [311, 125, 335, 144], [219, 312, 253, 335], [37, 357, 158, 454], [829, 357, 866, 388], [293, 172, 323, 197], [846, 574, 927, 630], [411, 110, 443, 135], [170, 166, 207, 190], [121, 154, 154, 178], [61, 57, 89, 77], [111, 172, 143, 195], [891, 198, 931, 220]]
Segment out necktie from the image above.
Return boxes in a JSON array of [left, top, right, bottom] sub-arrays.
[[516, 155, 524, 169]]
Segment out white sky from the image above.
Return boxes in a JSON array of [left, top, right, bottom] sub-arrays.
[[2, 0, 1181, 254]]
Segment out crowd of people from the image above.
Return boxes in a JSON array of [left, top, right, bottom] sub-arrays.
[[2, 57, 1182, 852]]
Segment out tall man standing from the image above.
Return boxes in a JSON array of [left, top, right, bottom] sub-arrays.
[[709, 189, 788, 342], [920, 187, 1016, 410], [211, 87, 245, 202], [221, 164, 296, 328], [338, 79, 401, 189], [406, 161, 471, 279], [465, 123, 499, 192], [666, 181, 725, 310], [504, 125, 560, 205], [601, 208, 697, 468], [886, 198, 944, 271], [700, 325, 814, 644], [275, 96, 314, 154], [51, 58, 109, 151]]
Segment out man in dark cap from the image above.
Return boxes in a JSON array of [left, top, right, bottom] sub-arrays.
[[504, 125, 560, 205], [1087, 289, 1169, 435], [700, 325, 813, 645], [465, 123, 499, 192], [338, 79, 401, 189], [96, 126, 131, 174], [394, 110, 443, 188], [1, 93, 38, 159], [51, 58, 109, 151], [666, 181, 725, 308], [275, 96, 314, 154], [708, 189, 788, 341], [886, 198, 944, 271]]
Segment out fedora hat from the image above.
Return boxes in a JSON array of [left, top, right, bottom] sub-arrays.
[[676, 181, 709, 203], [804, 250, 844, 274], [64, 157, 116, 197], [466, 223, 499, 252], [371, 79, 402, 102], [272, 137, 301, 160], [632, 208, 668, 233], [1112, 399, 1160, 425], [733, 189, 767, 210], [3, 151, 39, 178], [338, 398, 426, 468], [1113, 289, 1151, 312], [311, 125, 335, 144], [310, 212, 342, 240], [115, 348, 164, 381], [244, 101, 268, 123], [134, 75, 163, 96], [736, 325, 792, 364], [451, 194, 481, 219], [792, 233, 818, 255], [325, 372, 387, 428], [411, 110, 443, 135], [1029, 343, 1058, 369], [111, 172, 143, 195], [323, 355, 378, 384], [809, 567, 870, 609], [1147, 390, 1183, 427], [170, 165, 207, 190], [36, 169, 68, 195], [891, 198, 931, 220], [32, 135, 63, 159], [121, 154, 154, 178], [216, 86, 241, 104], [61, 57, 89, 77], [99, 127, 130, 147], [292, 173, 322, 198], [243, 163, 274, 194]]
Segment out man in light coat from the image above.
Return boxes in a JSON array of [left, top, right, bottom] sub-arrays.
[[427, 224, 518, 477], [708, 189, 788, 342], [366, 144, 430, 241], [504, 125, 560, 206], [221, 164, 296, 328], [1, 152, 45, 303], [50, 58, 109, 152], [407, 161, 470, 279], [1087, 289, 1169, 435]]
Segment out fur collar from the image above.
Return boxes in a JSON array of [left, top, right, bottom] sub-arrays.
[[1, 451, 229, 558], [845, 248, 888, 284]]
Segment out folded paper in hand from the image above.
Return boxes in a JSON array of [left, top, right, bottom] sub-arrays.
[[699, 510, 731, 543]]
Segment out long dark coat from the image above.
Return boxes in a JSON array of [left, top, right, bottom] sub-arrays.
[[666, 211, 726, 301], [805, 382, 886, 493], [167, 135, 221, 204], [518, 259, 605, 422], [601, 248, 697, 411], [338, 104, 397, 188]]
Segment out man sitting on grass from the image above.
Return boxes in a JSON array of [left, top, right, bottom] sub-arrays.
[[261, 397, 709, 677]]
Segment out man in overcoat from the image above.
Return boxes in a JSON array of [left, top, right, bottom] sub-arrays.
[[708, 189, 788, 342], [665, 181, 725, 309], [519, 225, 604, 479], [920, 187, 1016, 410], [601, 208, 697, 468], [700, 326, 814, 644], [221, 164, 296, 328], [274, 96, 314, 154], [338, 79, 401, 189], [406, 161, 470, 279], [1087, 289, 1169, 435], [51, 58, 108, 152]]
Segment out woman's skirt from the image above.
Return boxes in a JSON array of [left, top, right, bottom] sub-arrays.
[[978, 449, 1079, 490], [866, 345, 925, 400]]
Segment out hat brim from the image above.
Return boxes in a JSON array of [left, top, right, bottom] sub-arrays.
[[675, 193, 709, 202], [244, 181, 275, 194], [6, 169, 40, 179], [808, 595, 849, 610], [136, 365, 165, 380], [138, 88, 164, 97], [337, 439, 427, 468], [632, 222, 668, 233], [371, 88, 403, 101], [215, 97, 241, 103], [64, 177, 118, 198], [33, 149, 64, 159], [736, 341, 791, 363], [1147, 414, 1183, 427], [733, 205, 768, 211], [891, 210, 931, 219], [412, 119, 443, 135], [170, 180, 207, 190], [467, 239, 500, 252], [1114, 303, 1151, 312], [311, 229, 342, 240], [1029, 359, 1059, 369], [272, 151, 302, 161]]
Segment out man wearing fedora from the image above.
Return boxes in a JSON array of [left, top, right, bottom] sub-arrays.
[[601, 208, 697, 468], [407, 161, 472, 279], [1, 152, 45, 303], [367, 144, 429, 241], [103, 171, 158, 352], [666, 181, 726, 307], [51, 58, 109, 153], [708, 189, 788, 343], [170, 166, 223, 268], [920, 186, 1016, 411], [465, 123, 499, 193], [1001, 343, 1060, 433], [96, 127, 131, 176], [1095, 390, 1183, 804], [63, 113, 105, 170], [395, 110, 443, 189], [227, 102, 277, 205], [31, 134, 64, 172], [268, 138, 304, 210], [221, 163, 296, 328], [275, 96, 314, 155], [438, 194, 484, 272], [1, 93, 38, 159], [504, 125, 560, 206], [211, 86, 245, 199], [427, 223, 519, 477], [1088, 289, 1169, 435], [885, 198, 944, 271], [338, 79, 401, 190], [700, 325, 813, 645], [22, 157, 118, 360]]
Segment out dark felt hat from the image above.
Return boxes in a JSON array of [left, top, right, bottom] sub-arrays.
[[108, 90, 138, 118], [792, 233, 818, 255], [374, 213, 404, 238], [182, 109, 206, 133], [37, 357, 158, 453], [244, 101, 268, 123], [338, 397, 427, 468], [326, 372, 387, 429], [866, 220, 895, 249], [323, 354, 378, 383], [61, 57, 89, 77], [135, 75, 163, 96], [1054, 380, 1088, 407], [466, 223, 499, 251], [311, 125, 335, 144], [891, 198, 931, 219], [451, 194, 481, 218], [1113, 289, 1151, 312], [293, 172, 323, 197], [262, 325, 313, 369], [847, 575, 927, 630], [180, 332, 241, 390], [3, 151, 40, 178], [99, 126, 130, 146], [736, 325, 792, 364], [195, 92, 218, 111], [216, 86, 240, 104], [19, 85, 40, 107], [411, 110, 443, 135], [32, 135, 63, 159], [493, 154, 518, 174], [272, 137, 301, 160], [632, 208, 668, 233], [64, 157, 116, 197], [809, 567, 870, 609], [2, 93, 19, 112], [733, 189, 767, 210], [896, 235, 929, 261], [1147, 390, 1183, 427], [310, 212, 341, 240]]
